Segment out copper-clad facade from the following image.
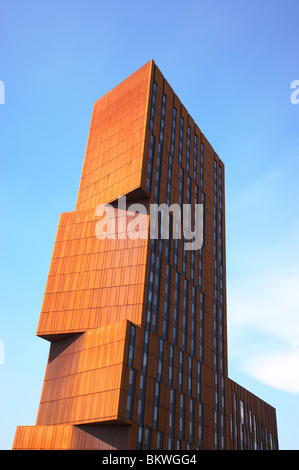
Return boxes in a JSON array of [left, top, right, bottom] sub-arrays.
[[13, 61, 278, 450]]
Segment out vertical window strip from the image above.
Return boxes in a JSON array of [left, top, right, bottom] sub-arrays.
[[152, 339, 164, 429], [168, 344, 174, 387], [144, 427, 151, 450], [182, 279, 188, 352], [157, 432, 163, 450], [127, 324, 136, 367], [198, 246, 202, 291], [146, 81, 157, 194], [190, 398, 195, 444], [178, 350, 183, 392], [191, 286, 196, 357], [126, 368, 136, 421], [149, 81, 157, 132], [214, 159, 219, 450], [179, 393, 186, 440], [146, 134, 156, 194], [168, 388, 176, 449], [193, 134, 198, 181], [234, 393, 238, 449], [136, 87, 166, 450], [163, 264, 171, 339], [126, 324, 137, 421], [152, 238, 163, 333], [188, 356, 192, 396], [154, 93, 167, 205], [152, 381, 160, 430], [173, 271, 180, 346], [186, 125, 191, 174], [199, 402, 204, 448], [179, 116, 184, 165], [200, 141, 204, 190], [219, 164, 226, 449], [199, 292, 204, 362]]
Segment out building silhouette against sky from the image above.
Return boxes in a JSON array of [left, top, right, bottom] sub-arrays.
[[13, 60, 278, 450]]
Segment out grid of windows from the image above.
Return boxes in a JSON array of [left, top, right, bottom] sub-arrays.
[[134, 70, 275, 452], [137, 84, 167, 449], [137, 93, 214, 449]]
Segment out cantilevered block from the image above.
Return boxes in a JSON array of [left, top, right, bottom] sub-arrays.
[[37, 205, 149, 339]]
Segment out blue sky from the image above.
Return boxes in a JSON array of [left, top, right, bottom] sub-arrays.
[[0, 0, 298, 450]]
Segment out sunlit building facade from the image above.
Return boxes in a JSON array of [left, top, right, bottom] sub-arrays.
[[13, 61, 278, 450]]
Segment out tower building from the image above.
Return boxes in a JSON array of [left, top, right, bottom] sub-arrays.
[[13, 60, 278, 450]]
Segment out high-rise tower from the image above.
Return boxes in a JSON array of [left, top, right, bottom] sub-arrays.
[[13, 61, 278, 450]]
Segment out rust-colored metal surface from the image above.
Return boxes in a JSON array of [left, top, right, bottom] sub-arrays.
[[13, 60, 278, 450]]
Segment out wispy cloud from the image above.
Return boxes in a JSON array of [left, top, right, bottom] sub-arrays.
[[226, 172, 299, 395], [242, 344, 299, 394]]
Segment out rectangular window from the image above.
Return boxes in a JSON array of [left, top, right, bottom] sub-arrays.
[[144, 427, 151, 450], [200, 141, 204, 190], [179, 116, 184, 165], [157, 338, 164, 382], [178, 350, 183, 392], [199, 402, 204, 447], [190, 398, 195, 443], [180, 393, 186, 440], [168, 344, 174, 387], [157, 432, 163, 450], [200, 293, 204, 362], [193, 134, 198, 181], [152, 381, 160, 429], [168, 388, 176, 449], [173, 272, 180, 345], [188, 356, 192, 396], [183, 279, 188, 352], [186, 125, 191, 174], [197, 361, 201, 400], [146, 134, 155, 194], [163, 265, 171, 339], [149, 81, 157, 131], [127, 324, 136, 367], [191, 286, 196, 357], [126, 368, 136, 420]]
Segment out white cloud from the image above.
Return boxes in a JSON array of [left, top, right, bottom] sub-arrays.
[[226, 221, 299, 394], [242, 344, 299, 394]]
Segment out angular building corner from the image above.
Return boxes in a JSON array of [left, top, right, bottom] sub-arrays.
[[13, 60, 279, 450]]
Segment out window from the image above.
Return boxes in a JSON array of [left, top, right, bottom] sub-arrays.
[[180, 393, 186, 439], [193, 134, 198, 181], [188, 356, 192, 396], [186, 125, 191, 174], [173, 272, 180, 345], [152, 381, 160, 429], [179, 116, 184, 165], [157, 432, 163, 450], [182, 279, 188, 352], [149, 82, 157, 131], [127, 324, 136, 367], [144, 427, 151, 450], [200, 141, 204, 190], [163, 265, 171, 339], [126, 368, 136, 420], [178, 350, 183, 392], [168, 344, 174, 387]]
